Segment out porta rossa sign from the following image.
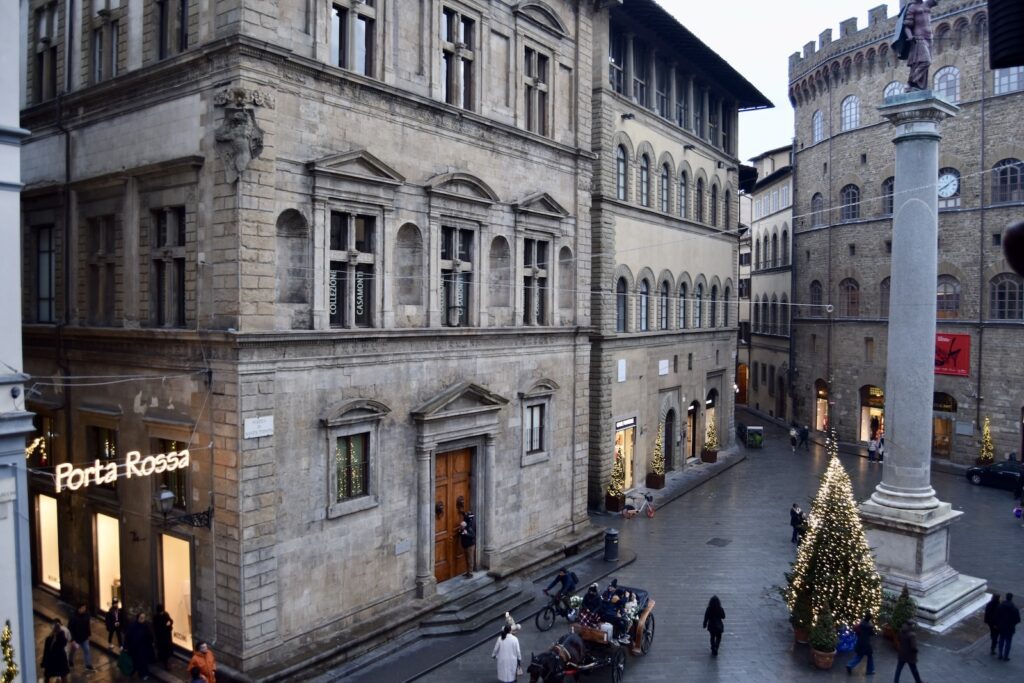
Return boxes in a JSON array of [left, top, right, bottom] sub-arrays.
[[54, 449, 190, 493]]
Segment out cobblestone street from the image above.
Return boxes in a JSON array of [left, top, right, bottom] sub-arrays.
[[412, 420, 1023, 682]]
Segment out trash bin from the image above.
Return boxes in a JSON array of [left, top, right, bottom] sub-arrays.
[[603, 528, 619, 562]]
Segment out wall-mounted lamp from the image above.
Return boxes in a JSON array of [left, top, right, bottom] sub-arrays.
[[155, 485, 213, 529], [683, 144, 696, 151], [621, 113, 635, 120], [717, 161, 724, 169]]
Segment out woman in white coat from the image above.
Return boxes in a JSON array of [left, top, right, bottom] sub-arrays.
[[491, 624, 521, 683]]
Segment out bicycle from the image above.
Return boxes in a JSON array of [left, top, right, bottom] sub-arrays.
[[536, 590, 578, 631], [622, 492, 655, 519]]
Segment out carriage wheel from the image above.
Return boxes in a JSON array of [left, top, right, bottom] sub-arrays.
[[610, 647, 626, 683], [640, 614, 655, 654], [535, 606, 556, 631]]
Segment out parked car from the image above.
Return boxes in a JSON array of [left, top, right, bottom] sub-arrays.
[[965, 461, 1023, 491]]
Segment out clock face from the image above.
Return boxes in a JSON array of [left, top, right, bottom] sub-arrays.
[[938, 173, 959, 198]]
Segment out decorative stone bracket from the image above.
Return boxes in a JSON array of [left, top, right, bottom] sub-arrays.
[[214, 87, 273, 184]]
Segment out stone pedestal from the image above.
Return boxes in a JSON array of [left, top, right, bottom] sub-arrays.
[[859, 91, 988, 632]]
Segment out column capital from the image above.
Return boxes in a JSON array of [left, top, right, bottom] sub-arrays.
[[878, 91, 959, 138]]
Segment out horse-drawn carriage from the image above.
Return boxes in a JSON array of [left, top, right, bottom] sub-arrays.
[[527, 586, 655, 682]]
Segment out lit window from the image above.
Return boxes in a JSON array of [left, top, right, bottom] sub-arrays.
[[335, 432, 369, 500]]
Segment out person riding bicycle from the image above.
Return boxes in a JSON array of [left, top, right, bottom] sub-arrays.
[[543, 567, 579, 614]]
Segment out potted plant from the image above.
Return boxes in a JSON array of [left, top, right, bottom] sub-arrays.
[[646, 422, 666, 489], [809, 603, 839, 670], [701, 415, 719, 463], [881, 586, 917, 648], [977, 416, 995, 466], [605, 449, 626, 512], [789, 593, 813, 644]]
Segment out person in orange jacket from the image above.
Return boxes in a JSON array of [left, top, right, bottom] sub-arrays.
[[187, 641, 217, 683]]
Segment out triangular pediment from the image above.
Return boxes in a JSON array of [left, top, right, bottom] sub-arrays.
[[426, 172, 499, 205], [514, 2, 568, 38], [412, 381, 509, 420], [513, 191, 569, 218], [308, 150, 405, 186], [322, 398, 392, 427]]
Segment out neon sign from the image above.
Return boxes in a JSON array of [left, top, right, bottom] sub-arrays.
[[54, 449, 190, 493]]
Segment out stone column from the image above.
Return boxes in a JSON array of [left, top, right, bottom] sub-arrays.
[[415, 443, 436, 598], [859, 91, 986, 631], [481, 434, 497, 569]]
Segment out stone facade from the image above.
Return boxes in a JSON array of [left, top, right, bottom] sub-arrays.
[[788, 1, 1024, 461]]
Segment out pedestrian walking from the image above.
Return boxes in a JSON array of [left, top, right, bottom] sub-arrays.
[[995, 592, 1021, 660], [458, 509, 477, 577], [790, 503, 803, 544], [153, 603, 174, 669], [105, 598, 124, 649], [67, 603, 96, 672], [798, 425, 810, 450], [868, 434, 879, 463], [845, 613, 875, 675], [41, 619, 70, 683], [789, 426, 798, 453], [878, 436, 885, 462], [125, 612, 155, 680], [984, 593, 1002, 655], [491, 624, 521, 683], [702, 595, 726, 656], [188, 641, 217, 683], [893, 621, 924, 683]]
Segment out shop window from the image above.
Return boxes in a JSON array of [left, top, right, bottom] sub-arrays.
[[330, 211, 377, 328], [440, 225, 473, 327], [95, 513, 122, 612], [151, 207, 186, 328], [523, 46, 549, 135], [38, 494, 61, 590], [154, 438, 189, 511], [331, 0, 376, 77], [522, 238, 549, 325], [160, 534, 192, 648]]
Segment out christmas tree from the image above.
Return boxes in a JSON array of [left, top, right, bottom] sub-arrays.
[[979, 416, 994, 464], [704, 415, 719, 451], [784, 428, 883, 628], [650, 422, 665, 476], [1, 620, 17, 683], [607, 447, 626, 498]]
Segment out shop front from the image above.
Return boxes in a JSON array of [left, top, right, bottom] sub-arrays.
[[614, 418, 636, 490], [932, 393, 957, 458], [814, 380, 829, 431], [36, 494, 61, 591], [94, 512, 122, 612], [161, 534, 193, 649], [859, 385, 885, 442]]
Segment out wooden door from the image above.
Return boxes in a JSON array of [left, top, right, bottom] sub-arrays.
[[434, 448, 473, 583]]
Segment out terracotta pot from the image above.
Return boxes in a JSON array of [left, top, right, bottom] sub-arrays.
[[883, 624, 900, 649], [645, 472, 665, 489], [701, 449, 719, 464], [605, 493, 626, 512], [793, 625, 810, 644], [811, 648, 836, 670]]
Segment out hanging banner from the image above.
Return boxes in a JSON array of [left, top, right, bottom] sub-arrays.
[[935, 333, 970, 377]]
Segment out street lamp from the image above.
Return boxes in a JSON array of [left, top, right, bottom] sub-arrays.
[[155, 485, 213, 528]]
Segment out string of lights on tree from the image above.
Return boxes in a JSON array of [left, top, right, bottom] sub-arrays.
[[785, 428, 882, 629], [650, 422, 665, 477], [979, 416, 995, 464], [1, 621, 17, 683]]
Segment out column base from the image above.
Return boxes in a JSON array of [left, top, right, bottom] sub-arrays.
[[859, 499, 988, 632], [415, 576, 437, 599]]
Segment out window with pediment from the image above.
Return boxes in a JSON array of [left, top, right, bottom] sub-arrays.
[[323, 399, 389, 518]]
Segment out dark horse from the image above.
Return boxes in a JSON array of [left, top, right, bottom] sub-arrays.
[[527, 632, 585, 683]]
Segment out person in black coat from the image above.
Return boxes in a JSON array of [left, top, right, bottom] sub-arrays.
[[894, 621, 923, 683], [984, 593, 1002, 655], [105, 598, 124, 648], [845, 613, 876, 675], [125, 612, 156, 679], [153, 603, 174, 669], [67, 603, 96, 671], [995, 593, 1021, 660], [702, 595, 726, 656], [789, 504, 803, 544], [41, 619, 70, 682]]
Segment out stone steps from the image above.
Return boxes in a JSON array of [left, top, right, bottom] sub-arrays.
[[419, 579, 535, 632]]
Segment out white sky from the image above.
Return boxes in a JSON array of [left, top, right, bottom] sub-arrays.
[[656, 0, 897, 162]]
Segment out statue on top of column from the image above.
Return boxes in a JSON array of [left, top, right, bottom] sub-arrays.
[[892, 0, 940, 92]]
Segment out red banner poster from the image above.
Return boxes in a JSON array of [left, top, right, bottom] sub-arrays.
[[934, 333, 970, 376]]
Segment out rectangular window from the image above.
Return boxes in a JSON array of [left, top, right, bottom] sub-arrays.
[[335, 432, 369, 501], [328, 211, 376, 328], [752, 362, 759, 390], [994, 66, 1023, 95], [92, 28, 103, 82], [721, 105, 732, 152], [151, 208, 187, 327], [693, 91, 705, 139], [87, 216, 117, 326], [332, 1, 376, 77], [708, 96, 719, 144], [34, 5, 59, 102], [525, 404, 544, 453], [688, 353, 693, 371], [35, 226, 56, 323], [609, 29, 625, 95], [154, 438, 188, 510], [441, 7, 475, 109], [441, 226, 473, 327], [811, 333, 817, 352], [86, 425, 119, 490], [524, 47, 549, 136], [157, 0, 188, 60], [632, 42, 648, 106], [675, 74, 689, 128], [655, 59, 670, 118], [523, 238, 549, 325], [768, 366, 775, 396], [865, 337, 875, 364], [27, 414, 56, 469]]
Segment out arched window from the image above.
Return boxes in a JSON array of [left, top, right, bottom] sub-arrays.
[[881, 177, 895, 215], [880, 277, 891, 317], [640, 155, 651, 207], [659, 281, 669, 329], [780, 294, 789, 334], [760, 296, 769, 333], [884, 81, 903, 98], [710, 285, 718, 327], [660, 164, 670, 212], [694, 283, 703, 328], [754, 239, 761, 270], [936, 275, 961, 318], [841, 95, 860, 131], [810, 280, 823, 316], [615, 277, 627, 331], [811, 193, 825, 227], [812, 110, 824, 144], [679, 172, 688, 218], [840, 184, 860, 221], [723, 286, 731, 326], [710, 185, 719, 226], [992, 158, 1024, 204], [639, 279, 650, 331], [724, 190, 731, 229], [989, 273, 1023, 319], [934, 66, 960, 103], [616, 146, 628, 201], [771, 233, 779, 267], [753, 296, 760, 331], [839, 278, 860, 317], [678, 283, 688, 329], [770, 296, 778, 334], [781, 230, 789, 265], [695, 178, 705, 222]]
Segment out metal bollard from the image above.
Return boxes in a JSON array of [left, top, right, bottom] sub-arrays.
[[603, 528, 619, 562]]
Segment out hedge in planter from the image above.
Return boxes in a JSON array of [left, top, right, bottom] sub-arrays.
[[809, 604, 839, 669], [647, 422, 666, 489]]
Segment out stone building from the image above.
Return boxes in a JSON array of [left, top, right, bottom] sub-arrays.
[[588, 0, 770, 506], [788, 1, 1024, 461], [18, 0, 596, 675], [746, 145, 794, 423], [736, 192, 752, 403]]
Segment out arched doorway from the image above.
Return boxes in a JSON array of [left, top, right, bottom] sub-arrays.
[[687, 400, 700, 459], [736, 364, 749, 404], [859, 385, 885, 442], [705, 389, 719, 448], [932, 392, 957, 458], [814, 379, 829, 431], [664, 409, 676, 470]]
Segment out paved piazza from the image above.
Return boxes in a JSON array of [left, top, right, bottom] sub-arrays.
[[415, 422, 1023, 682]]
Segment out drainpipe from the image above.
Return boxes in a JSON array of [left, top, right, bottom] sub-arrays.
[[974, 30, 987, 433]]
